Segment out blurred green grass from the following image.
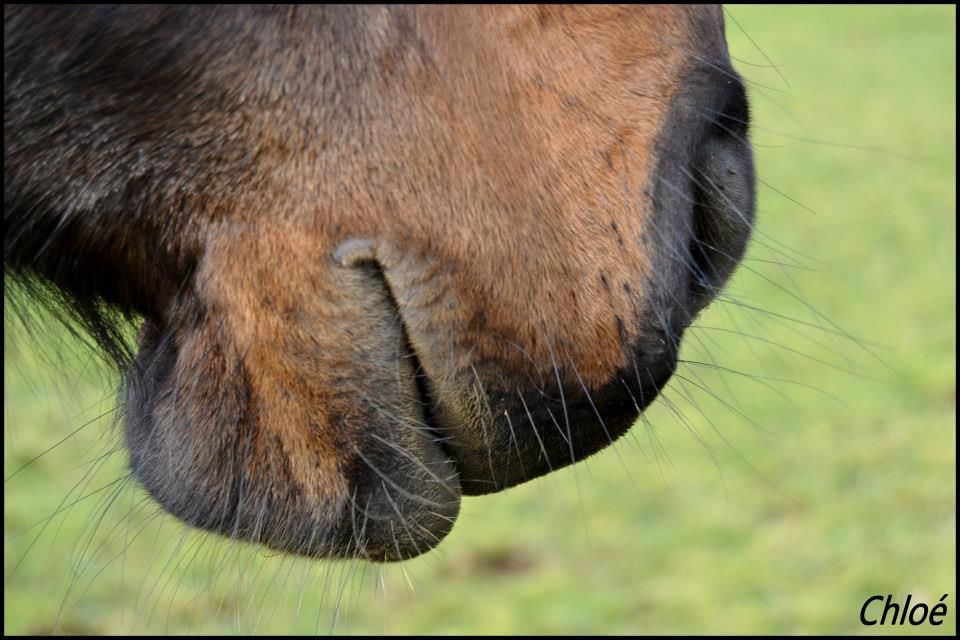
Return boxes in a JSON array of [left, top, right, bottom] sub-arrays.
[[4, 5, 955, 635]]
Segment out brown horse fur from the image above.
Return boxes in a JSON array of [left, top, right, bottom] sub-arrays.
[[4, 5, 755, 561]]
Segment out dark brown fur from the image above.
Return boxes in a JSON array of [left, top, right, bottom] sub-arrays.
[[4, 5, 754, 561]]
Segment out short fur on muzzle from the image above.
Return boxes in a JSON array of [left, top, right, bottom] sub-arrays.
[[4, 5, 754, 560]]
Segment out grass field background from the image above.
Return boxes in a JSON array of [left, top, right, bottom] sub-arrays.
[[4, 5, 956, 634]]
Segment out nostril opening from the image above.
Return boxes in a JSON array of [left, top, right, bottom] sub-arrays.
[[681, 69, 755, 312], [710, 75, 751, 139], [686, 145, 755, 310]]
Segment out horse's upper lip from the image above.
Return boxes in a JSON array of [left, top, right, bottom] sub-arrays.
[[396, 332, 680, 497], [352, 247, 683, 497]]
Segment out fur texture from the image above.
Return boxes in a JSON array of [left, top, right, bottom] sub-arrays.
[[4, 5, 754, 561]]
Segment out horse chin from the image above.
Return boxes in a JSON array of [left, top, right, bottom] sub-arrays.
[[122, 318, 462, 563]]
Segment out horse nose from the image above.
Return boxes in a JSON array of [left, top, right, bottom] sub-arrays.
[[687, 73, 756, 312]]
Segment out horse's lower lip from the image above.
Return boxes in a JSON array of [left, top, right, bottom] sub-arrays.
[[125, 269, 464, 563]]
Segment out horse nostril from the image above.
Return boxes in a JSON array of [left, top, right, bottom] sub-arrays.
[[687, 100, 756, 312]]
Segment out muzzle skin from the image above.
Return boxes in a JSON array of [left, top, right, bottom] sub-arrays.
[[4, 5, 754, 561]]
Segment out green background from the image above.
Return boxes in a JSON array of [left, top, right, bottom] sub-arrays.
[[4, 5, 956, 634]]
